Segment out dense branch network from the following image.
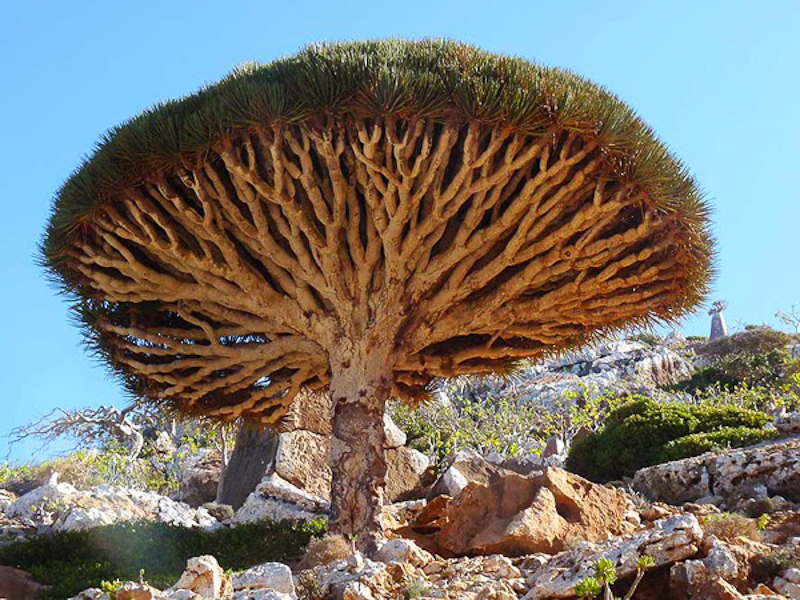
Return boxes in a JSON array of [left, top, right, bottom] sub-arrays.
[[61, 116, 699, 423]]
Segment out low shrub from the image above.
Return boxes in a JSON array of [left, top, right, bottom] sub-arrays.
[[566, 397, 774, 481], [696, 327, 793, 360], [658, 426, 776, 463], [392, 383, 624, 471], [298, 534, 352, 570], [701, 512, 760, 541], [0, 519, 325, 600]]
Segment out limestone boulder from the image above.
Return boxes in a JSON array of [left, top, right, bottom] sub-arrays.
[[414, 467, 630, 557], [385, 447, 431, 501], [5, 474, 217, 532], [520, 513, 704, 599], [269, 432, 428, 503], [377, 538, 434, 567], [115, 582, 166, 600], [232, 562, 295, 596], [69, 589, 110, 600], [232, 473, 329, 525], [273, 430, 330, 499], [632, 438, 800, 507], [776, 413, 800, 435]]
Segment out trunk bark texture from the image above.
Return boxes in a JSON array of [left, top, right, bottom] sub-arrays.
[[328, 351, 391, 554], [218, 422, 277, 509]]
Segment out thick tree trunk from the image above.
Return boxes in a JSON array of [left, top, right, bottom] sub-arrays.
[[218, 422, 277, 509], [328, 354, 390, 555]]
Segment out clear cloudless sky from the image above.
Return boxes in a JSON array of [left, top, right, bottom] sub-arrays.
[[1, 1, 799, 461]]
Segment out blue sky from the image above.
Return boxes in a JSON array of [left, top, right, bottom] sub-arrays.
[[1, 1, 798, 461]]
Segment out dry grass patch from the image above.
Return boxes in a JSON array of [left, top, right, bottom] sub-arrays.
[[298, 534, 353, 570]]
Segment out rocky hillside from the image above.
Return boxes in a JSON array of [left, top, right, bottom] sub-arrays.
[[2, 331, 800, 599]]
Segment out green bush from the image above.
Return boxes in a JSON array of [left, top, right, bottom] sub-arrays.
[[670, 327, 797, 393], [696, 327, 792, 359], [566, 397, 774, 481], [0, 519, 325, 600], [659, 426, 776, 463], [391, 384, 624, 471]]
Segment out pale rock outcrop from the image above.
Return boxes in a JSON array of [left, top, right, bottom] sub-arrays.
[[168, 555, 233, 599], [670, 536, 767, 600], [5, 474, 217, 533], [632, 438, 800, 507], [443, 341, 693, 423], [297, 551, 524, 600], [69, 589, 110, 600], [233, 562, 295, 596], [231, 473, 328, 525], [520, 513, 704, 599], [115, 582, 166, 600], [264, 431, 429, 505]]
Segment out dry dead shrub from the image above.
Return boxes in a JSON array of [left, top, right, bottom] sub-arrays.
[[298, 534, 352, 570]]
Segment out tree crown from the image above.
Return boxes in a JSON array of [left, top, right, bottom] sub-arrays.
[[41, 39, 714, 423]]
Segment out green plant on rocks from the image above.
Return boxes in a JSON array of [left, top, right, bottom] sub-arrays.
[[566, 396, 774, 481], [575, 555, 655, 600]]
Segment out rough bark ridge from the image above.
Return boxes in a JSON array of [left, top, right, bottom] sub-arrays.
[[327, 346, 391, 549]]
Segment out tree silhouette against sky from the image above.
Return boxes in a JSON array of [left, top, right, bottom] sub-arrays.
[[42, 40, 713, 550]]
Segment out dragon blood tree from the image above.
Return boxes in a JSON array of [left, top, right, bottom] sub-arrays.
[[42, 40, 713, 549]]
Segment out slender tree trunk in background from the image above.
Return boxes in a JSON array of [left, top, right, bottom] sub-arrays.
[[328, 351, 390, 555], [218, 421, 277, 509]]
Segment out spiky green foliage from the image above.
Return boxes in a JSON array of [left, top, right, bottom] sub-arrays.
[[43, 38, 712, 305]]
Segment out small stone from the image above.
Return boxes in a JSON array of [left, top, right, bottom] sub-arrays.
[[233, 562, 295, 595], [200, 501, 235, 521], [383, 414, 407, 448], [377, 538, 434, 567], [163, 591, 201, 600], [168, 555, 233, 599], [346, 552, 365, 571], [116, 582, 165, 600]]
